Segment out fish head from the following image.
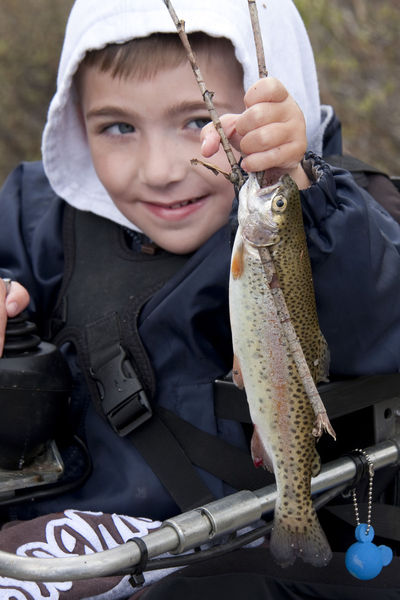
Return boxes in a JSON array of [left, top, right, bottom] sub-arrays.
[[239, 173, 302, 249]]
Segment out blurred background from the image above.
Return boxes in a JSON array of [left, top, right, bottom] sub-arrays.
[[0, 0, 399, 184]]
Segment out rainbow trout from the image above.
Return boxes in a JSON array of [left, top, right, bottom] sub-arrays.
[[229, 172, 335, 567]]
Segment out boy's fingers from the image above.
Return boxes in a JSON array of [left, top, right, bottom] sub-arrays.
[[200, 114, 242, 157], [0, 280, 30, 357], [5, 281, 30, 317], [239, 120, 306, 158], [235, 101, 289, 138], [244, 76, 288, 108], [0, 282, 7, 357], [240, 140, 305, 174]]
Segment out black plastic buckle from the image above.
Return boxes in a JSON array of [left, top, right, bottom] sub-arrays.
[[90, 346, 152, 437]]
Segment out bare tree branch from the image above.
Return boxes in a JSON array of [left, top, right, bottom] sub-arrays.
[[248, 0, 268, 79], [190, 159, 231, 179], [162, 0, 245, 189]]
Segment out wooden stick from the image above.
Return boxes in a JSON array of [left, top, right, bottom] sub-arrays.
[[190, 159, 231, 180], [248, 0, 268, 79], [163, 0, 245, 189]]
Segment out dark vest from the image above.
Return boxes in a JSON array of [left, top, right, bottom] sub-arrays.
[[37, 207, 274, 520]]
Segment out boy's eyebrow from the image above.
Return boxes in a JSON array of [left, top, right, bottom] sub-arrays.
[[85, 101, 232, 121], [167, 100, 234, 117], [85, 106, 135, 120]]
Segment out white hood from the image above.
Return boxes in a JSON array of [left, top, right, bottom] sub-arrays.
[[42, 0, 322, 230]]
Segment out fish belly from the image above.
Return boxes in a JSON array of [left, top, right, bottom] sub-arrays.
[[229, 239, 331, 567]]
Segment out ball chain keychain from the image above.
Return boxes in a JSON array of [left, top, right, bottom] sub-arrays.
[[345, 448, 393, 580]]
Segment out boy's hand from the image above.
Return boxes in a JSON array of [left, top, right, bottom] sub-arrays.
[[0, 279, 30, 356], [201, 77, 310, 189]]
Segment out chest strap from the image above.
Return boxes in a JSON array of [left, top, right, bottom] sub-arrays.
[[50, 206, 188, 435]]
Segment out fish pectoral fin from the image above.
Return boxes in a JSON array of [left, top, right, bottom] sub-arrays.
[[232, 355, 245, 389], [231, 239, 244, 280], [313, 411, 336, 441], [251, 426, 274, 473]]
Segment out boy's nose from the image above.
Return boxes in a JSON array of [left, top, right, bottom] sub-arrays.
[[138, 136, 188, 188]]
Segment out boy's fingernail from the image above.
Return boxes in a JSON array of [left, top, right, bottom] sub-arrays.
[[6, 301, 18, 317]]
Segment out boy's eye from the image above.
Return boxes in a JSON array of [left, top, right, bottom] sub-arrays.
[[106, 122, 135, 135], [186, 117, 211, 130]]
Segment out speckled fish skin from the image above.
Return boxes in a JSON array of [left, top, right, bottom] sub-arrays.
[[229, 172, 332, 567]]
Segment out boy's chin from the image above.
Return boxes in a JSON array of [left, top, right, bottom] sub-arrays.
[[150, 230, 211, 255], [138, 212, 231, 254], [155, 237, 202, 255]]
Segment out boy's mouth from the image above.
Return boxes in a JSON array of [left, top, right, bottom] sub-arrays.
[[168, 198, 199, 209], [145, 195, 207, 221]]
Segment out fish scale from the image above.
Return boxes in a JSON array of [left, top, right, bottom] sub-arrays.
[[229, 172, 333, 567]]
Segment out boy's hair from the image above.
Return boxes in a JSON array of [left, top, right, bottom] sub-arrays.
[[79, 32, 242, 81]]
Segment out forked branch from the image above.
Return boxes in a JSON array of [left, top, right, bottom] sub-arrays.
[[162, 0, 245, 189]]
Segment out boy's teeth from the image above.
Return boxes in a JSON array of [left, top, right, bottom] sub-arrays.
[[170, 199, 194, 209]]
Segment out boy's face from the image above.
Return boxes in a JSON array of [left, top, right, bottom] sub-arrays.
[[79, 45, 244, 253]]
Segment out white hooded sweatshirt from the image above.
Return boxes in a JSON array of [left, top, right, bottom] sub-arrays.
[[42, 0, 322, 230]]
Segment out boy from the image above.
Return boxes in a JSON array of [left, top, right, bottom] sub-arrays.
[[0, 0, 400, 527]]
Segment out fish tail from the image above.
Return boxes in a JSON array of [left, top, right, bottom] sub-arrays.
[[270, 502, 332, 568]]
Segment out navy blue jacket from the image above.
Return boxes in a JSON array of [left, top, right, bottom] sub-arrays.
[[1, 118, 400, 520]]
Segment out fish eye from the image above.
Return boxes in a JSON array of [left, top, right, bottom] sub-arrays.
[[272, 194, 287, 213]]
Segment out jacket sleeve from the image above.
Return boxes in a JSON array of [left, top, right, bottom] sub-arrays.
[[301, 153, 400, 376], [0, 162, 64, 326]]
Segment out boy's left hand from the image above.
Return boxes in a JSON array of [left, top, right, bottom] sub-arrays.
[[201, 77, 310, 189]]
